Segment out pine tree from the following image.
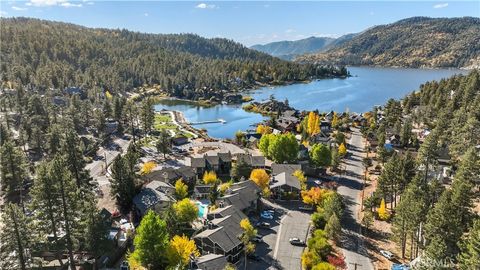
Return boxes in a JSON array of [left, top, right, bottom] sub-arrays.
[[0, 141, 28, 203], [156, 129, 171, 159], [0, 203, 33, 270], [457, 219, 480, 269], [30, 162, 64, 266], [50, 156, 80, 270], [62, 127, 91, 188], [109, 155, 136, 209], [392, 177, 427, 259], [140, 98, 155, 135]]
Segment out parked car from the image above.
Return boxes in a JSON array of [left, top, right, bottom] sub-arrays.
[[314, 180, 321, 185], [380, 250, 394, 260], [247, 253, 261, 261], [289, 237, 305, 246], [252, 235, 263, 243], [255, 222, 271, 228], [120, 261, 129, 270], [260, 213, 274, 219]]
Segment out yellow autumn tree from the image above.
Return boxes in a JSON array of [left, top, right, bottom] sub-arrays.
[[312, 114, 320, 135], [174, 178, 188, 200], [202, 171, 218, 185], [105, 90, 113, 100], [219, 182, 232, 194], [140, 161, 156, 175], [167, 235, 200, 267], [331, 112, 339, 128], [250, 169, 270, 190], [307, 111, 316, 135], [338, 143, 347, 157], [293, 169, 307, 190], [377, 198, 390, 220], [301, 187, 330, 206], [256, 124, 272, 135]]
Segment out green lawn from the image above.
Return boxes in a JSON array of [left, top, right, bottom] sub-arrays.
[[153, 113, 194, 138]]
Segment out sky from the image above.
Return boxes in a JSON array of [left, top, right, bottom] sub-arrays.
[[0, 1, 479, 46]]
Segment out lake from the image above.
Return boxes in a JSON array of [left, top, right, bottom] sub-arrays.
[[154, 67, 469, 139]]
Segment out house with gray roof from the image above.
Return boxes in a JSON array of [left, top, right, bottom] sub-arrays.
[[270, 164, 303, 200], [218, 180, 261, 213], [143, 166, 196, 185], [132, 181, 175, 217], [191, 254, 228, 270], [193, 226, 243, 263], [235, 153, 265, 168]]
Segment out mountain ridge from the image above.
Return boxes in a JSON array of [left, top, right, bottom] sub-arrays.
[[250, 34, 356, 60], [297, 16, 480, 68]]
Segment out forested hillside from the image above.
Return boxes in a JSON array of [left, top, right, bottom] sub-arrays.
[[298, 17, 480, 68], [251, 34, 356, 60], [0, 18, 346, 100]]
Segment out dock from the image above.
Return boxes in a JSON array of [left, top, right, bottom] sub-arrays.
[[189, 118, 226, 125]]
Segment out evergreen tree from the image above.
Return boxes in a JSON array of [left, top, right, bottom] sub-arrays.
[[140, 98, 155, 135], [30, 162, 64, 266], [62, 127, 91, 188], [0, 203, 33, 270], [156, 129, 171, 159], [50, 156, 81, 270], [457, 219, 480, 269], [109, 155, 136, 209], [0, 141, 28, 203]]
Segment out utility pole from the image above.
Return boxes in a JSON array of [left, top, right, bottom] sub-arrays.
[[349, 262, 362, 270]]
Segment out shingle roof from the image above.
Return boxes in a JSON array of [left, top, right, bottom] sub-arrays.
[[270, 172, 301, 190], [271, 163, 302, 176], [186, 157, 206, 168], [195, 185, 212, 195], [218, 152, 232, 163], [195, 254, 228, 270], [236, 153, 265, 167], [209, 205, 247, 220], [205, 155, 220, 166], [132, 187, 175, 216], [211, 215, 244, 239], [194, 226, 242, 253], [221, 181, 260, 211]]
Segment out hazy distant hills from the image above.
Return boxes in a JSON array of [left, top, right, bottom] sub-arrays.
[[297, 17, 480, 68], [251, 34, 357, 60]]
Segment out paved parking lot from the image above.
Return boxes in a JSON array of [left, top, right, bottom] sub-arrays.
[[242, 200, 311, 270]]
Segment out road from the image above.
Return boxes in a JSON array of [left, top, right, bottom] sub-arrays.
[[86, 136, 131, 186], [337, 128, 374, 270]]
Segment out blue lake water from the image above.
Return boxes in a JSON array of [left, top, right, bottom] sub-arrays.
[[155, 67, 469, 139]]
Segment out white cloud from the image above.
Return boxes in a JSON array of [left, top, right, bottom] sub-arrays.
[[60, 2, 82, 7], [285, 29, 295, 33], [86, 1, 93, 5], [369, 11, 375, 16], [195, 3, 216, 9], [12, 6, 27, 11], [26, 0, 82, 8], [144, 13, 148, 17], [433, 3, 448, 9], [0, 10, 8, 17]]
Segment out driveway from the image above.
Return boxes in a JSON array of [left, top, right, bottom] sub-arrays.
[[336, 128, 374, 270]]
